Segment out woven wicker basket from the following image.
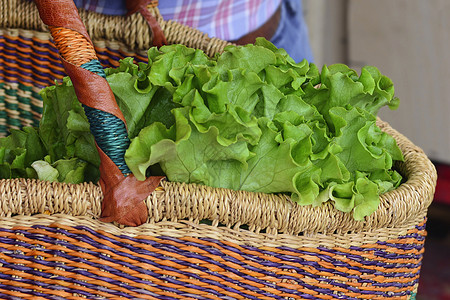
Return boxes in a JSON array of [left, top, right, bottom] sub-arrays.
[[0, 0, 437, 299]]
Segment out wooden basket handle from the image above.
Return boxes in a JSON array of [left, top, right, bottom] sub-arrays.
[[34, 0, 163, 227]]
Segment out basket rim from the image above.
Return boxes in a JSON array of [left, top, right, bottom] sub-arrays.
[[0, 0, 231, 57], [0, 119, 437, 235], [0, 212, 427, 248], [143, 118, 436, 234]]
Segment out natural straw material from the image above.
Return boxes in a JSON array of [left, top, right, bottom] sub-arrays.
[[0, 120, 436, 235], [0, 0, 231, 57], [0, 27, 149, 88], [0, 215, 427, 299], [0, 212, 426, 249], [0, 28, 148, 136]]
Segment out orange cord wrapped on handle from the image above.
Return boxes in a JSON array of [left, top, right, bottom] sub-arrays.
[[34, 0, 164, 226]]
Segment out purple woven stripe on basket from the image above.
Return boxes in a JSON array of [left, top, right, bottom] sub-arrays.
[[0, 222, 424, 299], [0, 248, 152, 299], [73, 226, 420, 298], [0, 34, 148, 89], [2, 56, 65, 78], [3, 55, 65, 77], [0, 228, 271, 300], [249, 243, 422, 273], [0, 246, 208, 300], [1, 226, 322, 300], [156, 238, 419, 297], [40, 227, 289, 299], [70, 227, 354, 299], [82, 224, 422, 298], [0, 269, 106, 299]]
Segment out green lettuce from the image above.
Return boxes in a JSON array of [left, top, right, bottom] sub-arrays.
[[0, 38, 404, 220], [117, 38, 404, 220], [31, 156, 88, 184], [0, 127, 46, 179], [0, 77, 100, 184]]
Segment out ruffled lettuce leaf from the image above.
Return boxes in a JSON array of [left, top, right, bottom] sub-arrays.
[[0, 127, 45, 179], [1, 76, 103, 184], [121, 39, 404, 220], [31, 156, 88, 184], [6, 38, 403, 220]]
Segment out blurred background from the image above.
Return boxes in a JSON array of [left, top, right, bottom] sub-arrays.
[[302, 0, 449, 298]]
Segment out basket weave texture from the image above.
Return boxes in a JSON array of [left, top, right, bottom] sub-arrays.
[[0, 0, 437, 299]]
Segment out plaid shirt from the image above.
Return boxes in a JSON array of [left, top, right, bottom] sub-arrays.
[[73, 0, 282, 41]]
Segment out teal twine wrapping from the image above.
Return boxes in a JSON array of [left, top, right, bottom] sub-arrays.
[[81, 60, 107, 79], [80, 59, 132, 175]]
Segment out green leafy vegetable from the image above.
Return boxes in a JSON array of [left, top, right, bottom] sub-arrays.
[[0, 77, 100, 184], [38, 77, 100, 183], [0, 127, 45, 179], [120, 38, 404, 220], [0, 38, 404, 220]]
